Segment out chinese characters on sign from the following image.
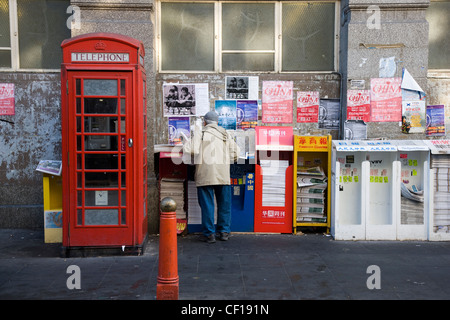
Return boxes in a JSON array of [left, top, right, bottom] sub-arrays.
[[297, 91, 319, 123], [255, 126, 293, 147], [262, 210, 286, 219], [0, 83, 15, 115], [370, 78, 402, 122], [347, 90, 370, 122], [296, 136, 329, 151], [262, 81, 293, 123]]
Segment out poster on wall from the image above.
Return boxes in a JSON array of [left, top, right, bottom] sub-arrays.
[[344, 120, 367, 140], [0, 83, 15, 115], [163, 84, 196, 116], [262, 81, 293, 123], [163, 83, 209, 117], [318, 99, 340, 130], [296, 91, 319, 123], [168, 117, 190, 145], [215, 100, 237, 130], [401, 100, 426, 133], [370, 77, 402, 122], [236, 100, 258, 130], [225, 76, 259, 100], [426, 104, 446, 136], [347, 90, 370, 122]]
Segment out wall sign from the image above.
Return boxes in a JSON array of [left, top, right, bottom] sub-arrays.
[[0, 83, 15, 115], [71, 52, 130, 63], [262, 81, 293, 123]]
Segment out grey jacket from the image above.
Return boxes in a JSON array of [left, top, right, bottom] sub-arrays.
[[183, 123, 240, 186]]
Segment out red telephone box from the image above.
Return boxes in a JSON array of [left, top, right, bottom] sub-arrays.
[[60, 33, 148, 251]]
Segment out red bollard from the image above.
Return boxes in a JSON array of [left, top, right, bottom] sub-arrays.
[[157, 197, 179, 300]]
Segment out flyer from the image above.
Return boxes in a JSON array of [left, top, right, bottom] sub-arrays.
[[402, 100, 426, 133], [0, 83, 15, 115], [215, 100, 237, 130], [162, 83, 209, 117], [370, 77, 402, 122], [318, 99, 340, 130], [225, 76, 258, 100], [262, 81, 293, 123], [426, 105, 445, 136], [236, 100, 258, 130], [347, 90, 370, 122], [36, 160, 62, 176], [296, 91, 319, 123], [168, 117, 190, 145]]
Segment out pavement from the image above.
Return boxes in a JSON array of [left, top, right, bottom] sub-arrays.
[[1, 228, 450, 302]]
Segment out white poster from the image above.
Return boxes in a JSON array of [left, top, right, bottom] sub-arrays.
[[226, 76, 259, 100], [163, 83, 209, 117]]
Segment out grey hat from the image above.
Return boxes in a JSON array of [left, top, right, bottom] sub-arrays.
[[204, 111, 219, 123]]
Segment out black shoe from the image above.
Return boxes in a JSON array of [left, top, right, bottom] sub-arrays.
[[218, 232, 229, 241], [201, 234, 216, 243]]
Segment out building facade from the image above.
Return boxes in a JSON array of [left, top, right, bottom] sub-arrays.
[[0, 0, 448, 232]]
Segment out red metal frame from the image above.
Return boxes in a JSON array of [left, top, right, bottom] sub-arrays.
[[254, 126, 294, 233], [254, 155, 293, 233], [61, 33, 147, 248]]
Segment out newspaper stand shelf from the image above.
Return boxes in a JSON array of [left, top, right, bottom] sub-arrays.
[[331, 140, 400, 240], [293, 135, 332, 234], [331, 141, 366, 240], [254, 127, 293, 233], [392, 140, 430, 241], [156, 148, 187, 234], [424, 140, 450, 241]]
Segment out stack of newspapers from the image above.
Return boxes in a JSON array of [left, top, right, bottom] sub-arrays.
[[160, 178, 186, 220], [187, 180, 217, 225], [261, 160, 289, 207], [431, 156, 450, 233], [296, 166, 328, 223], [400, 183, 424, 225]]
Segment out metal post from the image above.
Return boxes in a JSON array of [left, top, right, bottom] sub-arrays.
[[156, 197, 179, 300]]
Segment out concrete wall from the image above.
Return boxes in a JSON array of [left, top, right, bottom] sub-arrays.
[[340, 0, 441, 139], [0, 72, 62, 228], [155, 73, 342, 145]]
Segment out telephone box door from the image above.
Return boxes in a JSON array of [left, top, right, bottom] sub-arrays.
[[67, 71, 134, 246]]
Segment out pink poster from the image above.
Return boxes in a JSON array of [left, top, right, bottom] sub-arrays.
[[296, 91, 319, 123], [255, 126, 293, 147], [0, 83, 15, 115], [347, 90, 370, 122], [262, 81, 293, 123], [370, 78, 402, 122]]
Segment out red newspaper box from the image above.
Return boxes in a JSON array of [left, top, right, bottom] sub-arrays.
[[254, 126, 293, 233]]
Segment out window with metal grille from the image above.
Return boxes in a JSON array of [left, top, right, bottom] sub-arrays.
[[158, 1, 339, 73], [0, 0, 70, 70]]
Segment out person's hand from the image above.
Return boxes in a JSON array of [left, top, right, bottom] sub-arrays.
[[180, 131, 189, 143]]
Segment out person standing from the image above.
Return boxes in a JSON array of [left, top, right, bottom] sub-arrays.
[[182, 111, 240, 243]]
